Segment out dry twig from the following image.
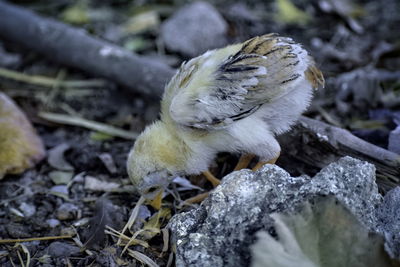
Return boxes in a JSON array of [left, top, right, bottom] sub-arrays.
[[39, 112, 138, 140], [0, 67, 106, 88]]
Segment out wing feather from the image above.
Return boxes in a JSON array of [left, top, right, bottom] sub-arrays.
[[164, 34, 324, 130]]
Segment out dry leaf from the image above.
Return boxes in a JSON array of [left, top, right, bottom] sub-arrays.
[[251, 196, 398, 267], [84, 198, 114, 249], [275, 0, 311, 25], [0, 92, 45, 179], [84, 176, 120, 191], [47, 143, 74, 171], [141, 208, 171, 240]]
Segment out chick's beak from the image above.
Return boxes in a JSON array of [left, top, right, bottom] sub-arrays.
[[137, 170, 174, 210]]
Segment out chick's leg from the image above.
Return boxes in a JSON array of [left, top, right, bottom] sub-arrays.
[[184, 192, 209, 204], [183, 172, 218, 205], [251, 136, 281, 171], [252, 152, 281, 171], [202, 170, 220, 187], [234, 153, 255, 171]]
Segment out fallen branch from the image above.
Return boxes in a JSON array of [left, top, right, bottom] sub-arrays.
[[0, 1, 175, 97], [279, 116, 400, 191]]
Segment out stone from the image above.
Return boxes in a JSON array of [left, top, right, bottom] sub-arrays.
[[56, 203, 80, 221], [388, 126, 400, 154], [18, 202, 36, 217], [376, 187, 400, 258], [47, 241, 80, 258], [46, 219, 61, 228], [50, 185, 69, 195], [169, 157, 382, 266], [160, 1, 228, 57], [5, 223, 31, 238]]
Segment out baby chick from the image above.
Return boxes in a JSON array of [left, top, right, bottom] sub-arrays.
[[127, 33, 324, 199]]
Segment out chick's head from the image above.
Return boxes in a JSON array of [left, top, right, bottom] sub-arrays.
[[127, 121, 187, 198]]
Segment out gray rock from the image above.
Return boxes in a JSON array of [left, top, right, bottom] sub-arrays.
[[56, 203, 80, 221], [376, 187, 400, 258], [160, 1, 228, 57], [50, 185, 69, 195], [46, 218, 61, 228], [169, 157, 382, 267], [388, 126, 400, 154], [5, 223, 31, 238], [18, 202, 36, 217], [47, 241, 80, 258]]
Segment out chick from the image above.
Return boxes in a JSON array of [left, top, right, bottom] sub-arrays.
[[127, 34, 324, 199]]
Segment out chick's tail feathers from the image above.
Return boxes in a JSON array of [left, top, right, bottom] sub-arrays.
[[164, 33, 324, 130], [230, 34, 324, 102], [305, 64, 325, 89]]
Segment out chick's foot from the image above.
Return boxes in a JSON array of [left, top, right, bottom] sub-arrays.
[[234, 153, 255, 171]]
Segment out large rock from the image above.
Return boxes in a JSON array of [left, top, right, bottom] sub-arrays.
[[160, 1, 228, 57], [376, 187, 400, 258], [169, 157, 383, 266]]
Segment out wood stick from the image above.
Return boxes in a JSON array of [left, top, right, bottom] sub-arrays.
[[0, 1, 175, 98], [279, 116, 400, 191]]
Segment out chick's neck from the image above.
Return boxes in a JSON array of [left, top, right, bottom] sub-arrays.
[[149, 120, 192, 174]]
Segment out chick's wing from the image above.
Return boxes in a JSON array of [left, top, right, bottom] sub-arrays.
[[164, 34, 323, 130]]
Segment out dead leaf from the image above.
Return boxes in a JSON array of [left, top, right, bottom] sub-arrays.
[[98, 153, 117, 174], [61, 1, 89, 25], [0, 92, 45, 179], [84, 175, 120, 191], [275, 0, 311, 25], [84, 198, 115, 249], [49, 170, 74, 185], [141, 208, 171, 240], [47, 143, 74, 171], [251, 196, 397, 267], [122, 11, 160, 35]]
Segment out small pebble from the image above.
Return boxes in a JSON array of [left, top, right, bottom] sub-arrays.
[[60, 227, 75, 237], [19, 202, 36, 217], [50, 185, 69, 195], [56, 203, 79, 220], [47, 241, 80, 258], [46, 219, 61, 228]]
